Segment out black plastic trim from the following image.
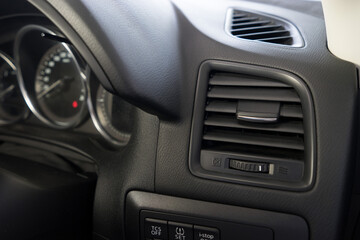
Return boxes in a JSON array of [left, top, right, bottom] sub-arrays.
[[126, 191, 309, 240]]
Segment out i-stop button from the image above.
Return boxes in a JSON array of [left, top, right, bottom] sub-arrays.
[[194, 225, 219, 240]]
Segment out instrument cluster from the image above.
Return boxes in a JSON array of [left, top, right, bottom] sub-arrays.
[[0, 24, 133, 147]]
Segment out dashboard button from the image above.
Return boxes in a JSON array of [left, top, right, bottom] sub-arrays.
[[194, 225, 219, 240], [168, 221, 193, 240], [145, 218, 168, 239]]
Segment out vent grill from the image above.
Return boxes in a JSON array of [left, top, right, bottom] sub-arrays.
[[202, 72, 305, 161], [190, 62, 315, 190], [227, 9, 303, 47]]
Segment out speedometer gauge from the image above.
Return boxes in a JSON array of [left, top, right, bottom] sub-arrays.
[[15, 24, 88, 129], [34, 44, 86, 125]]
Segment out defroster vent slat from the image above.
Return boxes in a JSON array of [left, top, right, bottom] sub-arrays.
[[227, 9, 304, 47]]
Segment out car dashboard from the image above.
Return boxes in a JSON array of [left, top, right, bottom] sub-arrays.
[[0, 1, 359, 240]]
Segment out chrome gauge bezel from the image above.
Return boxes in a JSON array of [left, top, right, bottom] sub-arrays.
[[87, 83, 131, 147], [14, 25, 89, 129], [14, 24, 132, 145], [0, 51, 30, 125]]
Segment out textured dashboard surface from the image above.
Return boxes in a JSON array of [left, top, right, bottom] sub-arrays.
[[17, 0, 360, 240], [155, 2, 356, 240]]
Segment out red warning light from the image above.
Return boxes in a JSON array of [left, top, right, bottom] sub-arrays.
[[72, 101, 78, 108]]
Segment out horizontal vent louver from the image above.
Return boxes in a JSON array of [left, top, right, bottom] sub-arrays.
[[202, 72, 305, 162], [228, 9, 303, 47]]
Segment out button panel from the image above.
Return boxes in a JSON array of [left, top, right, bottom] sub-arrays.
[[144, 218, 219, 240]]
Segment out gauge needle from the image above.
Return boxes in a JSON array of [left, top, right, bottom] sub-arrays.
[[37, 79, 63, 99], [0, 84, 15, 99]]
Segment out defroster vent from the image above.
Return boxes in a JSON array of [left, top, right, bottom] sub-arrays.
[[226, 9, 304, 47], [190, 61, 315, 191]]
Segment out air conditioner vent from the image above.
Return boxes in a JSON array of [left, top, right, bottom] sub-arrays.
[[203, 72, 305, 160], [189, 61, 315, 191], [227, 9, 304, 47]]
